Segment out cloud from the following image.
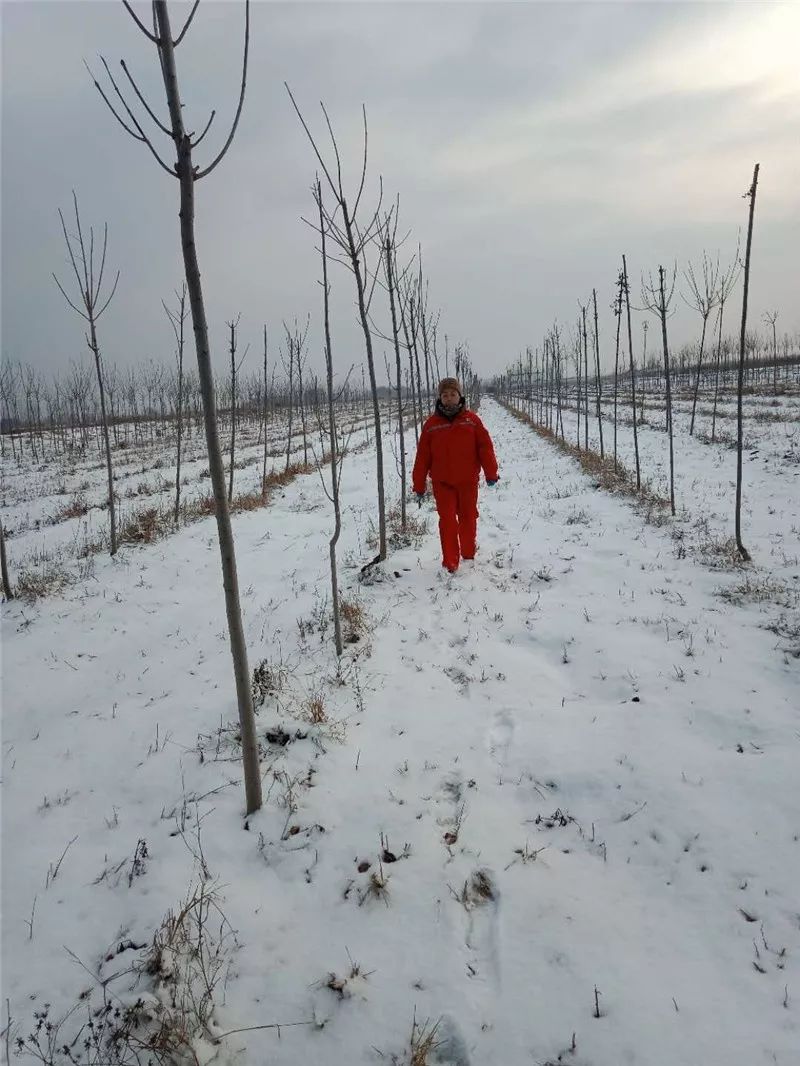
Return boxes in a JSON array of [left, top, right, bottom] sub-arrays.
[[1, 1, 798, 382]]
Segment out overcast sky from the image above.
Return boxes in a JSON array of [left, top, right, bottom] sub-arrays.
[[2, 1, 798, 385]]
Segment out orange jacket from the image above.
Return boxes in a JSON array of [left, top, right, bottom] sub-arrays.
[[412, 404, 498, 493]]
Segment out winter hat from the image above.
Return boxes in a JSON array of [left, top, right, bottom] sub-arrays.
[[438, 377, 462, 397]]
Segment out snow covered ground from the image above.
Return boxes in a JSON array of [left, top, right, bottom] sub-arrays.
[[2, 398, 798, 1066], [0, 406, 372, 582]]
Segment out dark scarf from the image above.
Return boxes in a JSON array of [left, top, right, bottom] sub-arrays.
[[435, 396, 466, 421]]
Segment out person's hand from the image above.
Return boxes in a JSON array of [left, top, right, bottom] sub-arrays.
[[486, 478, 498, 487], [414, 492, 425, 507]]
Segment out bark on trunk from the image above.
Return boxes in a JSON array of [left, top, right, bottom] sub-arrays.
[[89, 320, 117, 555], [386, 236, 407, 530], [261, 326, 269, 497], [622, 255, 641, 490], [0, 516, 12, 600], [592, 288, 604, 458], [658, 267, 676, 516], [319, 188, 343, 656], [735, 164, 759, 562], [155, 0, 261, 815], [342, 202, 386, 561]]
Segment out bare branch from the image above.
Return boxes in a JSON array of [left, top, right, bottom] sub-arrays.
[[95, 271, 121, 319], [195, 0, 250, 179], [285, 83, 339, 200], [352, 102, 369, 218], [57, 206, 87, 302], [84, 58, 146, 143], [120, 59, 172, 137], [122, 0, 159, 43], [52, 274, 89, 321], [72, 190, 91, 301], [88, 225, 95, 301], [97, 56, 175, 176], [173, 0, 201, 46], [320, 100, 344, 199], [96, 223, 109, 301], [191, 109, 216, 149]]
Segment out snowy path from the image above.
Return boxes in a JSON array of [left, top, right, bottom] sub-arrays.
[[3, 399, 798, 1066]]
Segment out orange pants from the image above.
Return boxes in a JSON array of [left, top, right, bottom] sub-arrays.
[[432, 479, 479, 570]]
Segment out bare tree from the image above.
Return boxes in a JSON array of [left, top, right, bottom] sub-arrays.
[[762, 310, 779, 395], [591, 288, 604, 458], [312, 178, 350, 656], [0, 516, 12, 601], [383, 213, 408, 531], [573, 325, 582, 450], [261, 325, 270, 498], [710, 247, 741, 442], [163, 282, 187, 524], [53, 193, 120, 554], [287, 85, 388, 561], [282, 317, 309, 473], [581, 303, 590, 450], [640, 319, 648, 425], [735, 164, 760, 562], [226, 314, 248, 502], [682, 251, 720, 436], [621, 255, 641, 489], [88, 0, 261, 813], [611, 273, 623, 472], [642, 264, 677, 515]]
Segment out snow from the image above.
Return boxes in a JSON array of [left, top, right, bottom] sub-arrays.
[[2, 398, 798, 1065]]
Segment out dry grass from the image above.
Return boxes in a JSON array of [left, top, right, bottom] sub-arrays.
[[49, 493, 90, 523], [340, 597, 368, 643], [449, 868, 497, 912], [716, 574, 798, 608], [31, 458, 327, 601], [119, 506, 162, 545], [694, 534, 749, 571], [373, 502, 429, 551], [763, 613, 800, 657], [408, 1014, 443, 1065], [304, 691, 328, 725], [504, 402, 671, 516], [14, 559, 72, 601], [251, 657, 288, 707], [11, 883, 235, 1066]]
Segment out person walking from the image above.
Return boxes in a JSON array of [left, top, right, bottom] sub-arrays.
[[412, 378, 499, 573]]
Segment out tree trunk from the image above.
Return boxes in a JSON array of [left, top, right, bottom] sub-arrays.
[[582, 306, 590, 450], [297, 342, 308, 466], [622, 255, 641, 490], [612, 288, 621, 472], [735, 163, 759, 562], [228, 320, 237, 503], [0, 516, 12, 600], [89, 320, 117, 555], [410, 296, 425, 429], [658, 267, 676, 516], [711, 304, 724, 443], [592, 288, 604, 458], [318, 186, 343, 656], [342, 201, 386, 561], [285, 338, 294, 473], [262, 326, 269, 497], [174, 291, 185, 525], [386, 236, 407, 531], [689, 315, 709, 437], [155, 0, 261, 815]]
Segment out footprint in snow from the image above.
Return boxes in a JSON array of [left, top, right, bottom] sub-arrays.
[[462, 868, 503, 988], [429, 1014, 472, 1065], [487, 709, 515, 768]]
